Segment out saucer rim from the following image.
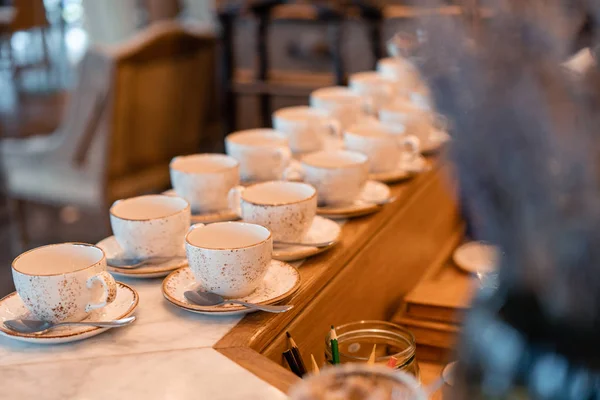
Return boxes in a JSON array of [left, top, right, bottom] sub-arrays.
[[0, 281, 139, 340], [161, 260, 301, 313], [97, 236, 188, 275], [163, 189, 241, 223], [272, 216, 341, 261], [368, 156, 429, 184], [452, 241, 497, 275], [315, 180, 390, 217]]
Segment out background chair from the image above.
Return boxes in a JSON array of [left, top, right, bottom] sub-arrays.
[[0, 0, 50, 82], [1, 21, 218, 253]]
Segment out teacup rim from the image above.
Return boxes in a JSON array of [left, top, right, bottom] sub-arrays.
[[349, 71, 394, 84], [110, 194, 190, 221], [225, 129, 288, 146], [345, 121, 395, 140], [185, 221, 272, 251], [273, 106, 329, 120], [301, 150, 369, 169], [311, 86, 361, 100], [12, 242, 106, 277], [241, 181, 317, 206], [170, 153, 239, 174]]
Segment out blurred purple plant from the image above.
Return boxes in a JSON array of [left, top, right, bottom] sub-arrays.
[[413, 0, 600, 397]]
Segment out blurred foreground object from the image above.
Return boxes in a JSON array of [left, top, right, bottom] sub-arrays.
[[416, 0, 600, 398], [1, 21, 217, 254], [289, 364, 425, 400]]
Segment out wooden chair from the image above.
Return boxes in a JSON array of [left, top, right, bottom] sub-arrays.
[[1, 21, 218, 253], [0, 0, 50, 81]]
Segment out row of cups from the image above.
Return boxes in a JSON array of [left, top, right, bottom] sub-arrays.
[[12, 182, 311, 324], [10, 56, 432, 324], [226, 57, 441, 186]]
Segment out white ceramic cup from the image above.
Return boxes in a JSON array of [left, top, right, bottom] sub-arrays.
[[272, 106, 342, 154], [285, 150, 369, 206], [12, 243, 117, 323], [310, 86, 372, 129], [229, 181, 317, 242], [185, 222, 273, 298], [378, 100, 447, 149], [170, 154, 240, 214], [376, 57, 422, 95], [344, 121, 420, 173], [349, 71, 400, 113], [225, 129, 292, 182], [110, 195, 191, 259]]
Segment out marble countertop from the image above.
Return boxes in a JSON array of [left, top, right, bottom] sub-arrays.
[[0, 277, 285, 399]]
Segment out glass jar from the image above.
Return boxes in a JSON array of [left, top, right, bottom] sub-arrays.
[[324, 320, 420, 380], [289, 364, 426, 400]]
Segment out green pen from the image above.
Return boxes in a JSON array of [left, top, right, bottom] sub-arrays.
[[330, 325, 340, 365]]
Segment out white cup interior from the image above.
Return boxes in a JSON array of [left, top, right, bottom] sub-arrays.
[[274, 106, 327, 122], [350, 71, 393, 89], [243, 181, 316, 205], [111, 195, 188, 220], [171, 154, 238, 174], [346, 121, 393, 138], [303, 150, 368, 168], [227, 129, 287, 147], [13, 243, 104, 276], [187, 222, 271, 250], [311, 86, 362, 105]]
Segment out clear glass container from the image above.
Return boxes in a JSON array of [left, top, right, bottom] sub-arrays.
[[289, 364, 426, 400], [324, 320, 420, 380]]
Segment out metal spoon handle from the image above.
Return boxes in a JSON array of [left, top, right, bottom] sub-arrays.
[[107, 257, 184, 269], [274, 240, 335, 248], [54, 317, 136, 328], [228, 300, 293, 313]]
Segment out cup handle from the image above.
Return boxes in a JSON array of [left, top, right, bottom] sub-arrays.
[[397, 135, 421, 163], [326, 118, 343, 139], [227, 186, 245, 217], [282, 163, 305, 181], [274, 146, 292, 169], [85, 271, 117, 312]]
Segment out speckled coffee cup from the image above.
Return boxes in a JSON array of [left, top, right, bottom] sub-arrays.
[[272, 106, 342, 154], [110, 195, 191, 259], [288, 150, 369, 206], [185, 222, 272, 298], [229, 181, 317, 242], [310, 86, 371, 129], [344, 120, 420, 173], [170, 154, 240, 214], [225, 129, 292, 182], [12, 243, 117, 323]]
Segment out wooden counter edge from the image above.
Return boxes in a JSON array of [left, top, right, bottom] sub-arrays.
[[216, 346, 300, 394]]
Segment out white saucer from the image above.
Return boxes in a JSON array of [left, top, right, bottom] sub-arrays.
[[163, 189, 240, 223], [162, 260, 300, 316], [421, 128, 451, 154], [317, 180, 392, 219], [272, 216, 341, 261], [97, 236, 187, 279], [0, 282, 139, 344], [452, 241, 498, 275], [369, 155, 430, 184]]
